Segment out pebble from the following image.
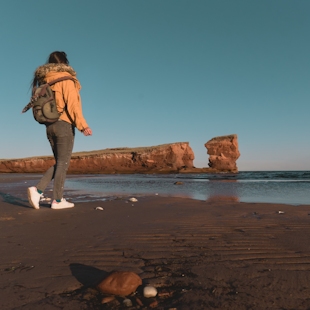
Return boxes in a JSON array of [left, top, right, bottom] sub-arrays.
[[278, 211, 285, 214], [149, 300, 158, 308], [158, 291, 173, 297], [174, 181, 183, 185], [95, 207, 104, 211], [101, 296, 115, 304], [40, 197, 51, 201], [123, 298, 132, 307], [143, 285, 158, 298], [129, 197, 138, 202], [135, 297, 143, 306]]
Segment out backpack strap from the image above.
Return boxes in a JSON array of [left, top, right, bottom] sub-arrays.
[[47, 76, 75, 86], [38, 76, 75, 97]]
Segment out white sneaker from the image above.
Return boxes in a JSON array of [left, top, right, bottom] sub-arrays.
[[51, 198, 74, 209], [27, 186, 42, 209]]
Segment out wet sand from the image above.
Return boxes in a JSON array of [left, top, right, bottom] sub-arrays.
[[1, 176, 310, 309]]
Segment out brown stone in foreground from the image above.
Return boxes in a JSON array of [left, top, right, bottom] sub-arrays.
[[204, 134, 240, 172], [0, 142, 194, 174], [97, 271, 142, 296]]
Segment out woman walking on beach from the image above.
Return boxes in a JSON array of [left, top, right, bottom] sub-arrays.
[[27, 51, 92, 210]]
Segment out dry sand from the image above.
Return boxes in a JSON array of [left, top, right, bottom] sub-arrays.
[[0, 176, 310, 309]]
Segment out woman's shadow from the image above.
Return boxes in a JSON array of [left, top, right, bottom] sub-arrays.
[[0, 191, 31, 208]]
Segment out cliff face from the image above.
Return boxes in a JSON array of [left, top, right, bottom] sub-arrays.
[[0, 142, 194, 174], [204, 134, 240, 172]]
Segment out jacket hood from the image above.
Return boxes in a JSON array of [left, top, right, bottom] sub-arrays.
[[34, 63, 77, 85]]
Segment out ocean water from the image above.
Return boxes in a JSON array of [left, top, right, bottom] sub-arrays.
[[62, 171, 310, 205]]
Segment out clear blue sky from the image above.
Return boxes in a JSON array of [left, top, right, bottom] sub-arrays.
[[1, 0, 309, 171]]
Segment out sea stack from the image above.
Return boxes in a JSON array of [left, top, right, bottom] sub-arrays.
[[205, 134, 240, 172]]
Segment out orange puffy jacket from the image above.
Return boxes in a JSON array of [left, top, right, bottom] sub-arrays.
[[44, 71, 89, 131]]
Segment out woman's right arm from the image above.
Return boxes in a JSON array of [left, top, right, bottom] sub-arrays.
[[61, 80, 90, 132]]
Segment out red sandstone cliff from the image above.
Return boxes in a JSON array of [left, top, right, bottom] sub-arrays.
[[204, 134, 240, 172], [0, 142, 194, 174]]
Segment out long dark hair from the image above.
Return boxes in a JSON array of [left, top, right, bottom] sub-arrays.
[[32, 51, 69, 88], [48, 51, 69, 64]]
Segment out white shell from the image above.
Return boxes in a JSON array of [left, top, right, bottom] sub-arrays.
[[95, 207, 104, 211], [143, 285, 157, 298], [129, 197, 138, 202], [41, 197, 51, 202]]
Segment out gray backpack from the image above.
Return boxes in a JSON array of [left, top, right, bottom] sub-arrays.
[[22, 76, 74, 124]]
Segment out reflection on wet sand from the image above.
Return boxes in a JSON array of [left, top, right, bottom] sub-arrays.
[[206, 179, 239, 203], [206, 195, 239, 203], [9, 172, 309, 205]]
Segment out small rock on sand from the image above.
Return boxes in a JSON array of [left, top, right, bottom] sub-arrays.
[[174, 181, 183, 185], [143, 285, 158, 298]]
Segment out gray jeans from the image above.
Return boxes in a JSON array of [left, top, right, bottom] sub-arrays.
[[36, 120, 75, 200]]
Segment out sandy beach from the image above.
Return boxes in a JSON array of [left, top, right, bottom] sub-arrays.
[[1, 175, 310, 309]]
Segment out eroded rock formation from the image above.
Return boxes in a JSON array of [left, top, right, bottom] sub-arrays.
[[204, 134, 240, 172], [0, 142, 194, 174]]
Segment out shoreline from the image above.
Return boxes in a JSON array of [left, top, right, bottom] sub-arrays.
[[4, 172, 308, 206], [1, 176, 310, 309]]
